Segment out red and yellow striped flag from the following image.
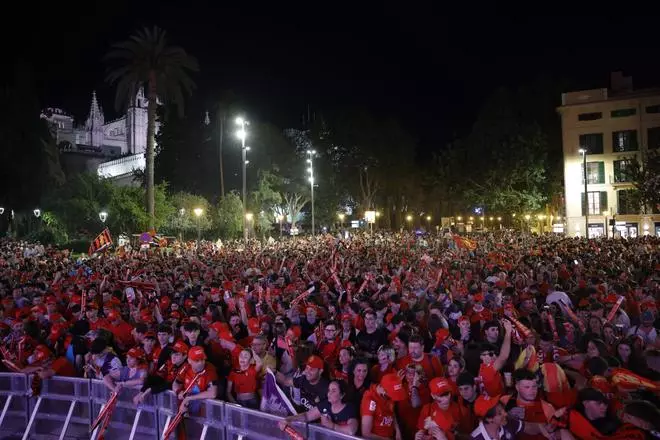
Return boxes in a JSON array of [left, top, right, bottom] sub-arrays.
[[88, 228, 113, 255], [453, 234, 477, 251]]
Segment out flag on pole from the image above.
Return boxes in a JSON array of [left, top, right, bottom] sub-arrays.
[[89, 228, 113, 255], [260, 368, 297, 416]]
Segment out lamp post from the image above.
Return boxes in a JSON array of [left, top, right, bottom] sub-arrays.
[[99, 211, 108, 224], [406, 214, 413, 230], [193, 208, 203, 243], [338, 213, 345, 230], [306, 150, 316, 235], [0, 207, 4, 215], [33, 209, 41, 218], [426, 215, 431, 231], [602, 210, 609, 238], [579, 148, 589, 238], [277, 214, 284, 238], [524, 214, 531, 233], [245, 213, 253, 239], [178, 208, 185, 241], [497, 216, 502, 229], [236, 117, 249, 241]]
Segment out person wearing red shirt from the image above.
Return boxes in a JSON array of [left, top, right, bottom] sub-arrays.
[[85, 303, 108, 331], [226, 348, 263, 409], [415, 377, 458, 440], [500, 369, 556, 440], [397, 363, 431, 440], [134, 340, 190, 405], [396, 335, 443, 379], [371, 346, 396, 384], [361, 373, 406, 440], [22, 344, 76, 378], [107, 310, 134, 351], [173, 346, 218, 413], [317, 321, 340, 367], [477, 320, 512, 397]]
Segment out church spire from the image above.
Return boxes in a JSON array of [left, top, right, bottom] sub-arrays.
[[86, 90, 104, 128]]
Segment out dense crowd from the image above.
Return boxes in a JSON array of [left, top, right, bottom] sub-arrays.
[[1, 231, 659, 440]]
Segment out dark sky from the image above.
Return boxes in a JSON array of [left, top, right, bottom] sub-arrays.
[[10, 5, 660, 151]]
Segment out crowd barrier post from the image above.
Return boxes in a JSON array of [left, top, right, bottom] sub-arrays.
[[224, 403, 307, 440], [22, 375, 91, 440], [0, 372, 29, 437], [308, 423, 361, 440]]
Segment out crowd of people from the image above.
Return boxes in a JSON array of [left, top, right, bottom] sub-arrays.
[[1, 230, 659, 440]]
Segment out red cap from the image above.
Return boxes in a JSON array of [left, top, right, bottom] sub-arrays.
[[429, 377, 454, 396], [184, 299, 193, 308], [340, 340, 353, 348], [306, 355, 324, 370], [188, 346, 206, 361], [434, 328, 452, 347], [127, 347, 145, 360], [604, 294, 618, 304], [170, 311, 182, 319], [340, 313, 353, 322], [380, 373, 407, 402], [474, 395, 501, 417], [46, 296, 57, 305], [106, 310, 119, 321], [171, 340, 189, 354], [209, 321, 228, 334], [143, 331, 157, 339], [87, 302, 98, 310], [473, 293, 484, 303]]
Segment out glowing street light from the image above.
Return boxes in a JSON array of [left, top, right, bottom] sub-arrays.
[[307, 150, 317, 235], [457, 216, 462, 221], [236, 116, 249, 241], [33, 209, 41, 218], [0, 207, 4, 215], [99, 211, 108, 223], [245, 212, 253, 221], [277, 214, 284, 238], [193, 208, 203, 243], [338, 213, 345, 229]]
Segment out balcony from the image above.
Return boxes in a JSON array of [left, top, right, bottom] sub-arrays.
[[609, 174, 632, 186], [97, 153, 145, 179]]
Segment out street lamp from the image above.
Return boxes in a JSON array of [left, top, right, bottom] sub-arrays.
[[338, 213, 345, 229], [193, 208, 203, 243], [33, 209, 41, 218], [0, 207, 4, 215], [99, 211, 108, 223], [236, 116, 249, 241], [277, 214, 284, 238], [579, 148, 589, 238], [602, 210, 609, 238], [457, 216, 462, 222], [306, 150, 317, 235], [406, 214, 413, 230]]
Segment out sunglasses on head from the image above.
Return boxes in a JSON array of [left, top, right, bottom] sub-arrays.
[[481, 351, 496, 357]]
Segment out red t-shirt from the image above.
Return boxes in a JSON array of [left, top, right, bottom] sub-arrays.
[[395, 354, 443, 379], [51, 357, 76, 377], [110, 320, 134, 349], [370, 364, 396, 384], [397, 382, 431, 440], [361, 386, 396, 439], [175, 362, 218, 393], [228, 365, 259, 394], [417, 401, 457, 440]]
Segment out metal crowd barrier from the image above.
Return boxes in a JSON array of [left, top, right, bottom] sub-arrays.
[[0, 373, 29, 438], [0, 373, 361, 440]]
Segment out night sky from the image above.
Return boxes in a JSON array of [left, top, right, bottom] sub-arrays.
[[10, 5, 660, 154]]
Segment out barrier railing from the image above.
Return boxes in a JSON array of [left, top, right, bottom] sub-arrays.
[[0, 373, 360, 440], [0, 373, 29, 438]]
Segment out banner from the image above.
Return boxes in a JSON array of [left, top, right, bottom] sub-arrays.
[[260, 368, 297, 416], [89, 228, 113, 255], [453, 234, 477, 251]]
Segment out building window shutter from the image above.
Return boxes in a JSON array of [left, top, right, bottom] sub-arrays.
[[598, 162, 605, 184], [600, 191, 608, 212], [581, 193, 586, 216]]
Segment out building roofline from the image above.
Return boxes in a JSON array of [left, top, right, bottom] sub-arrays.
[[558, 88, 660, 111]]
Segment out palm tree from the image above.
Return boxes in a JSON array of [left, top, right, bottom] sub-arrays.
[[105, 26, 198, 229]]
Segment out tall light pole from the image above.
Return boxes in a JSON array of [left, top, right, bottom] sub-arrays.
[[236, 117, 249, 241], [338, 213, 345, 230], [277, 214, 284, 238], [306, 150, 316, 235], [579, 148, 589, 238], [193, 208, 203, 243]]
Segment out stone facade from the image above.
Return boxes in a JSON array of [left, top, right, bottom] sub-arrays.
[[40, 89, 152, 179]]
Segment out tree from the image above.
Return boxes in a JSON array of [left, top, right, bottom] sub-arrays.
[[166, 192, 213, 239], [216, 191, 243, 239], [107, 184, 174, 234], [283, 193, 309, 228], [627, 149, 660, 213], [249, 171, 282, 239], [105, 26, 198, 229]]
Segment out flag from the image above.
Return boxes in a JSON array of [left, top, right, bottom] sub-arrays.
[[89, 228, 113, 255], [260, 368, 297, 416], [453, 234, 477, 251]]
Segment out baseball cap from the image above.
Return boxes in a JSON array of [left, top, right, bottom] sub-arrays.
[[188, 346, 206, 361], [429, 377, 454, 396], [474, 394, 501, 417], [380, 373, 407, 402], [171, 340, 189, 354], [127, 347, 145, 360], [306, 355, 324, 370]]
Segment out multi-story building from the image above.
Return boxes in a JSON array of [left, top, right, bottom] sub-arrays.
[[557, 72, 660, 238], [40, 89, 152, 184]]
